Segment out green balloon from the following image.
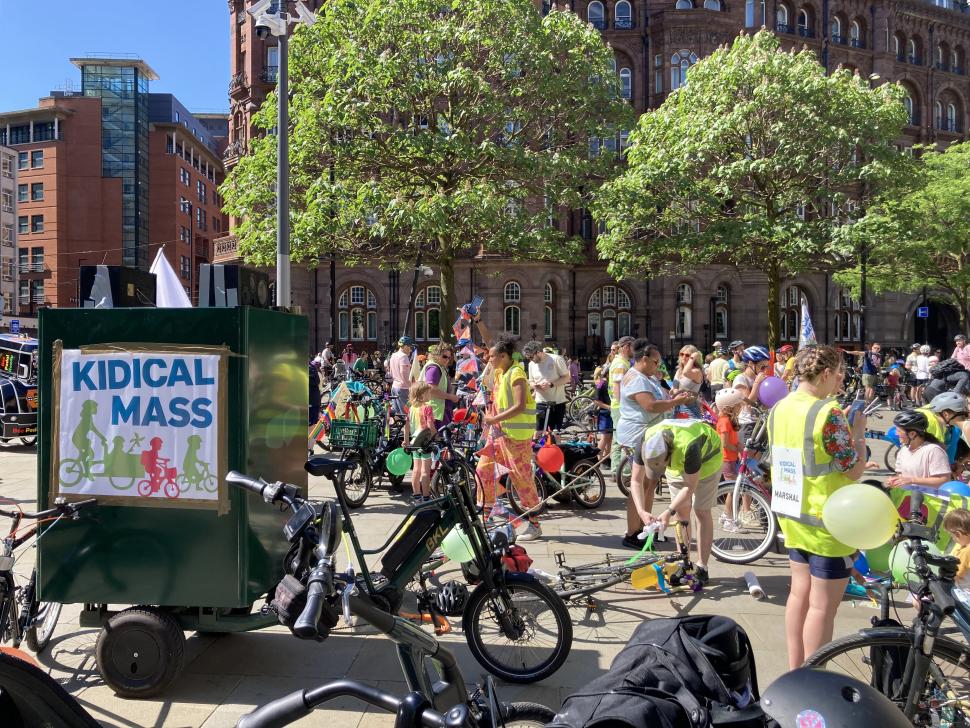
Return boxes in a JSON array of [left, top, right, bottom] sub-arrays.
[[889, 540, 941, 584], [865, 541, 894, 573], [385, 447, 412, 476]]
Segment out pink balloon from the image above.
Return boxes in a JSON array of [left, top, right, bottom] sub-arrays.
[[758, 375, 789, 408]]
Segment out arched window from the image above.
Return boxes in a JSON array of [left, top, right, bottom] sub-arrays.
[[703, 0, 721, 9], [504, 281, 521, 303], [849, 19, 863, 47], [714, 285, 729, 339], [337, 284, 378, 342], [587, 0, 606, 28], [947, 103, 958, 131], [619, 67, 632, 99], [675, 283, 693, 338], [830, 15, 842, 42], [894, 33, 905, 59], [935, 100, 944, 129], [903, 94, 916, 124], [796, 8, 812, 37], [953, 47, 964, 73], [671, 50, 698, 90], [745, 0, 756, 26], [907, 37, 920, 64], [504, 305, 520, 336], [776, 4, 790, 32], [587, 284, 633, 345], [780, 285, 807, 342], [413, 285, 441, 341], [833, 289, 860, 343], [544, 282, 554, 339], [675, 0, 694, 8], [676, 283, 693, 304], [937, 43, 947, 69], [615, 0, 633, 28]]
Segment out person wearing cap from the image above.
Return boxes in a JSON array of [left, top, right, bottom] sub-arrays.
[[727, 340, 745, 372], [389, 337, 416, 413], [523, 340, 570, 432], [608, 336, 637, 482], [642, 418, 723, 585], [953, 334, 970, 371]]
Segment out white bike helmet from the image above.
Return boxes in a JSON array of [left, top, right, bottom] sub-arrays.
[[929, 391, 969, 415], [715, 387, 745, 410], [920, 345, 932, 354]]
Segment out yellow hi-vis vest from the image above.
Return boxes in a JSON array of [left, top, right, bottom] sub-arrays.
[[915, 406, 946, 444], [494, 363, 537, 441], [642, 419, 722, 480], [766, 390, 855, 557], [419, 361, 449, 422]]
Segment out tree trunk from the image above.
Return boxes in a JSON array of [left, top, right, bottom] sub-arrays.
[[766, 262, 780, 351], [438, 247, 457, 344]]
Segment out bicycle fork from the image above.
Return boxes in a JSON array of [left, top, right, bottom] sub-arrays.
[[902, 614, 942, 719]]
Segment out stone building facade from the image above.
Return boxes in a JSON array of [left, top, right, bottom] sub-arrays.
[[217, 0, 970, 357]]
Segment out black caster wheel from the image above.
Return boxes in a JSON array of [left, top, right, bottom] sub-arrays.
[[95, 606, 185, 698]]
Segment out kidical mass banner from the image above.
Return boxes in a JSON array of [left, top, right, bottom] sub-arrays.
[[52, 344, 229, 512]]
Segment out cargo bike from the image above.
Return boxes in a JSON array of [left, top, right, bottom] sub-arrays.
[[0, 333, 39, 446]]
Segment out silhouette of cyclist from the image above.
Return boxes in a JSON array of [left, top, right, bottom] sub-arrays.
[[72, 400, 107, 477], [140, 437, 168, 484], [181, 434, 206, 484]]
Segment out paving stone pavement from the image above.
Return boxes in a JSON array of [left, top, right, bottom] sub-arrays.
[[0, 429, 898, 728]]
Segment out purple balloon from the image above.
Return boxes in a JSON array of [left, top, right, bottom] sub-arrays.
[[758, 375, 789, 408]]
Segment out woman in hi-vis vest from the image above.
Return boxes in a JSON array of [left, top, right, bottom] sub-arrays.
[[767, 345, 867, 669], [477, 337, 543, 542]]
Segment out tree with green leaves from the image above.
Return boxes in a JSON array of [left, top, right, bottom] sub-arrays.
[[221, 0, 634, 340], [592, 30, 908, 348], [835, 141, 970, 332]]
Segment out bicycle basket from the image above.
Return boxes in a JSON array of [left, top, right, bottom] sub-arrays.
[[328, 419, 379, 449]]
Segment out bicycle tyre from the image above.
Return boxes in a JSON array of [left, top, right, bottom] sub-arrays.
[[710, 480, 778, 565], [884, 444, 899, 472], [136, 479, 152, 497], [338, 450, 372, 507], [58, 459, 83, 488], [430, 458, 475, 500], [507, 474, 546, 517], [499, 702, 556, 727], [569, 461, 606, 509], [463, 572, 572, 683], [806, 629, 970, 724], [25, 599, 62, 653], [567, 396, 595, 422], [616, 458, 632, 497]]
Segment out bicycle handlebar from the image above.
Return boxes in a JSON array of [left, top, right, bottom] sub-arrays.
[[226, 471, 301, 508], [237, 681, 451, 728], [293, 558, 333, 639], [0, 498, 98, 521]]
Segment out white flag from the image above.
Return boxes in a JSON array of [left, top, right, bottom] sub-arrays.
[[149, 248, 192, 308], [799, 298, 817, 348]]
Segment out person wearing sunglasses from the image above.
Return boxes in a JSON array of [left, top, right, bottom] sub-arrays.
[[420, 343, 460, 427]]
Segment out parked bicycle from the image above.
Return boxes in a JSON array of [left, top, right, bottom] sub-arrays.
[[224, 472, 554, 728], [0, 497, 97, 653], [303, 444, 573, 683], [807, 507, 970, 726]]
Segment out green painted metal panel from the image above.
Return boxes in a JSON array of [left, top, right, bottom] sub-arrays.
[[36, 308, 308, 608]]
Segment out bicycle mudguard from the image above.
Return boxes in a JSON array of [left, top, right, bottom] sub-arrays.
[[855, 625, 914, 642]]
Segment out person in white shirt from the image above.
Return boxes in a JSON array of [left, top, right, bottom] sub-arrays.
[[887, 410, 951, 494], [523, 340, 570, 432]]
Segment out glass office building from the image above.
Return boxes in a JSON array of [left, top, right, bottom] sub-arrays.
[[73, 58, 158, 269]]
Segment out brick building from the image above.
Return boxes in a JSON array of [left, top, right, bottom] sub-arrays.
[[216, 0, 968, 357], [0, 58, 229, 324], [0, 146, 16, 319]]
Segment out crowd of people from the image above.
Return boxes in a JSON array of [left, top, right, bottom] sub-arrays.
[[308, 327, 970, 670]]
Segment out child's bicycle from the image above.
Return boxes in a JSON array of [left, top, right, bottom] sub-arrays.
[[137, 459, 179, 498]]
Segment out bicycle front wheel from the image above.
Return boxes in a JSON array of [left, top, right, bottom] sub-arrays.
[[567, 396, 595, 422], [463, 572, 572, 683], [710, 479, 778, 565], [807, 629, 970, 725], [25, 600, 62, 652]]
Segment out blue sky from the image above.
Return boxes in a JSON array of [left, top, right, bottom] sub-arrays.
[[0, 0, 230, 113]]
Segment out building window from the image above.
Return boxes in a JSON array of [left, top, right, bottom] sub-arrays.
[[179, 255, 190, 279], [30, 151, 43, 168], [180, 196, 191, 215], [16, 185, 26, 204], [671, 50, 698, 90], [30, 215, 43, 233], [198, 180, 207, 204], [1, 154, 12, 178], [615, 0, 633, 27], [587, 284, 632, 345], [675, 282, 693, 338], [181, 168, 190, 185], [776, 4, 790, 32], [544, 306, 553, 339], [903, 94, 917, 124], [834, 289, 860, 342], [655, 53, 663, 93], [30, 183, 43, 201], [947, 103, 958, 131], [413, 285, 441, 341], [504, 281, 521, 303], [704, 0, 721, 8], [587, 1, 606, 29], [18, 216, 28, 235], [180, 226, 189, 243], [619, 67, 632, 99], [504, 305, 521, 336], [796, 8, 813, 37], [17, 152, 27, 170], [780, 285, 807, 341], [676, 0, 693, 8], [744, 0, 756, 26], [196, 208, 206, 230], [1, 224, 12, 246], [849, 20, 863, 47], [714, 285, 729, 338], [338, 284, 379, 342], [908, 38, 920, 64]]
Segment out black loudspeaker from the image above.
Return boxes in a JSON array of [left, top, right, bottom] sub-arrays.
[[198, 264, 271, 308], [79, 266, 157, 308]]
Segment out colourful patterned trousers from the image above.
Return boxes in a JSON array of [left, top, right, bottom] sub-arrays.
[[476, 434, 540, 523]]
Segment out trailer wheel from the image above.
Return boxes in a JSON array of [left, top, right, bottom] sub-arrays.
[[96, 607, 185, 698]]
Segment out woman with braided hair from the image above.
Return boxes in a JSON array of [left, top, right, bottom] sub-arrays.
[[767, 345, 868, 669]]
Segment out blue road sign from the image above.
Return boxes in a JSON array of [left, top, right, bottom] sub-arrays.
[[9, 320, 19, 334], [917, 306, 929, 319]]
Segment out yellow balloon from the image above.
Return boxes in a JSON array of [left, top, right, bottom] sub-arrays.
[[822, 484, 899, 550]]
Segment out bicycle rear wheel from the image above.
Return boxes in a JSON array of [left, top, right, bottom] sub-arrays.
[[884, 444, 900, 472], [710, 479, 777, 564], [569, 461, 606, 509], [25, 600, 62, 653], [338, 450, 372, 507], [567, 396, 595, 422], [807, 629, 970, 726]]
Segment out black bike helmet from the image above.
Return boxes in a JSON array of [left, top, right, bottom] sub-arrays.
[[434, 580, 468, 616], [893, 409, 931, 437], [761, 668, 909, 728]]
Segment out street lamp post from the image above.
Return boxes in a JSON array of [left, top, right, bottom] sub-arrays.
[[248, 0, 317, 309]]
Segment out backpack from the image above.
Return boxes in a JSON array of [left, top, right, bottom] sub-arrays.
[[549, 616, 762, 728], [930, 357, 965, 380]]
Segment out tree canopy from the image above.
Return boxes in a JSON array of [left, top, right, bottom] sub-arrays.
[[592, 30, 908, 347], [836, 141, 970, 331], [221, 0, 634, 339]]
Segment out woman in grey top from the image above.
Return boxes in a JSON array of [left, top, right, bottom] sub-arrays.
[[616, 340, 693, 549], [674, 345, 704, 418]]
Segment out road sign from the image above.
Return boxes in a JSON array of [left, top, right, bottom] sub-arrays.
[[9, 320, 19, 334], [916, 306, 929, 319]]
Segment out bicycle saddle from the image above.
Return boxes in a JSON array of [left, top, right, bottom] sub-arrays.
[[305, 456, 357, 479]]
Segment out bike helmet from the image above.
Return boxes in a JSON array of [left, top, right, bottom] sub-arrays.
[[893, 409, 931, 437], [728, 340, 744, 351], [398, 336, 416, 347], [715, 387, 745, 410], [929, 391, 969, 415], [741, 346, 770, 363], [434, 580, 468, 616], [911, 343, 920, 350], [778, 344, 794, 354], [920, 344, 932, 354], [761, 668, 909, 728]]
